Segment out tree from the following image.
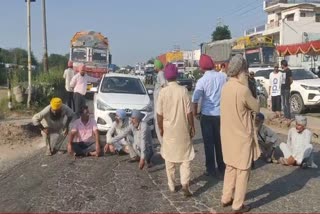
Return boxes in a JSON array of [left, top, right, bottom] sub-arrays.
[[48, 53, 68, 70], [211, 25, 231, 42]]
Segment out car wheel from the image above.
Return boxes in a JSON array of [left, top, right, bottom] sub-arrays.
[[290, 93, 305, 114]]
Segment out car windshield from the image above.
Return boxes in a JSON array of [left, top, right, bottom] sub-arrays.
[[292, 69, 318, 80], [100, 76, 146, 94], [177, 72, 187, 79], [254, 69, 273, 79], [92, 49, 107, 63]]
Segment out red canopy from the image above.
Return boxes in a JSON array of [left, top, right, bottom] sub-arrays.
[[276, 40, 320, 56]]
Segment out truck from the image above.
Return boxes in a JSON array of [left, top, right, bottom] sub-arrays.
[[70, 31, 112, 91], [201, 35, 277, 71], [157, 51, 186, 73]]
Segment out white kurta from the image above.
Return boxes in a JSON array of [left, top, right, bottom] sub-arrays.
[[157, 82, 194, 163], [280, 128, 313, 165]]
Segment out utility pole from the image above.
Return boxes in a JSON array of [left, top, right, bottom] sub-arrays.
[[26, 0, 32, 108], [191, 36, 196, 68], [42, 0, 49, 72]]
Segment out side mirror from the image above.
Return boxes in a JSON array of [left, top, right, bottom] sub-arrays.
[[90, 87, 98, 93], [108, 54, 112, 65], [148, 90, 153, 95]]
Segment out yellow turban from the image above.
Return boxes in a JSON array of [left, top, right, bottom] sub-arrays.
[[50, 97, 62, 110]]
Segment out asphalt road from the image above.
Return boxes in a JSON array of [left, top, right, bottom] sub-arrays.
[[0, 91, 320, 212]]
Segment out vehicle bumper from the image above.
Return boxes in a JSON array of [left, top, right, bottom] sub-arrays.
[[95, 109, 154, 132], [301, 91, 320, 106]]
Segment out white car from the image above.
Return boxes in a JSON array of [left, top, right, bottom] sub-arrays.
[[91, 73, 154, 133], [253, 67, 320, 114]]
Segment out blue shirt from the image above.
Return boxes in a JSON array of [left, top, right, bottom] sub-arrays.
[[192, 70, 227, 116]]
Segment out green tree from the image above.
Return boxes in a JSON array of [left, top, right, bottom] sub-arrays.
[[211, 25, 232, 42], [48, 53, 68, 71]]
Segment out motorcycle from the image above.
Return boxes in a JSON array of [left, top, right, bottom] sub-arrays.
[[256, 80, 268, 108]]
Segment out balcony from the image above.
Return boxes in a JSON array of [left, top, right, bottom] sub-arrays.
[[245, 25, 266, 36], [265, 0, 320, 8], [267, 20, 280, 29]]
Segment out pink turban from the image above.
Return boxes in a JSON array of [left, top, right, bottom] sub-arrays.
[[67, 60, 73, 68], [199, 54, 215, 70], [164, 63, 178, 80]]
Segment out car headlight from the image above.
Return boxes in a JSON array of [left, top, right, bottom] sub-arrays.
[[140, 101, 153, 112], [301, 85, 319, 90], [97, 99, 114, 111]]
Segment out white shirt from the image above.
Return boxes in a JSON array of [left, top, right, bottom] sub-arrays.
[[63, 68, 75, 92], [70, 73, 98, 96], [269, 72, 283, 96]]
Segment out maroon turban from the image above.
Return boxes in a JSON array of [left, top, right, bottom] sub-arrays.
[[199, 54, 215, 70], [164, 63, 178, 80]]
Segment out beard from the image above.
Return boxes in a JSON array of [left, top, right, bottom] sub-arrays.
[[50, 111, 62, 121]]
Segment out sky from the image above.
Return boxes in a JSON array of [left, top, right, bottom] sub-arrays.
[[0, 0, 266, 66]]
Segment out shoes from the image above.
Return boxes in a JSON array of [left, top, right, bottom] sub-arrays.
[[182, 186, 193, 197], [233, 204, 251, 213], [222, 199, 233, 207], [128, 156, 140, 163]]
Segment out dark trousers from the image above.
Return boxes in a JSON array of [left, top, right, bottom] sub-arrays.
[[281, 89, 291, 119], [200, 115, 225, 174], [74, 92, 86, 117], [66, 91, 74, 111], [72, 142, 96, 156]]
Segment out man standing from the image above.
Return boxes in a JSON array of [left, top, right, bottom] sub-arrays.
[[108, 110, 154, 169], [70, 64, 99, 116], [33, 97, 74, 156], [279, 115, 318, 169], [68, 106, 101, 157], [157, 63, 195, 197], [192, 54, 227, 176], [220, 54, 260, 213], [153, 59, 167, 144], [269, 64, 283, 118], [281, 60, 293, 122], [63, 61, 75, 110]]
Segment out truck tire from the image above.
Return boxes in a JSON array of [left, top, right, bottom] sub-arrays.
[[290, 93, 305, 114]]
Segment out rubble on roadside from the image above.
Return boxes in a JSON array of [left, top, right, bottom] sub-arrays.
[[0, 123, 41, 146]]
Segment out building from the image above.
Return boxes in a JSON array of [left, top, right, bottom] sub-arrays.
[[246, 0, 320, 70], [182, 49, 201, 67]]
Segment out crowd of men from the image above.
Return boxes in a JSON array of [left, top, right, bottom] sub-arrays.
[[31, 56, 318, 213]]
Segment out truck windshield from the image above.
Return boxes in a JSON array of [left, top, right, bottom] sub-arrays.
[[71, 48, 86, 62], [92, 49, 107, 63], [245, 48, 261, 65], [262, 47, 276, 64]]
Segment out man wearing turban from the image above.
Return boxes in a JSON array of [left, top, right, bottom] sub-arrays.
[[153, 59, 167, 145], [157, 63, 195, 197], [105, 109, 132, 155], [192, 54, 227, 177], [107, 110, 154, 169], [220, 54, 260, 213], [63, 61, 75, 110], [279, 115, 318, 168], [32, 97, 75, 156]]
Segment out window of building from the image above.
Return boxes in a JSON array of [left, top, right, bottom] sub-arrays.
[[316, 13, 320, 22], [300, 12, 306, 17], [286, 13, 295, 21]]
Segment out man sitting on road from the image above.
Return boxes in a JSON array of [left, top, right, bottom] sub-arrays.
[[107, 110, 154, 169], [104, 109, 132, 155], [279, 115, 318, 168], [255, 113, 279, 163], [32, 97, 74, 156], [67, 106, 101, 157]]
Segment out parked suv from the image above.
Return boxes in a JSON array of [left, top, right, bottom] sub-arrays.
[[253, 67, 320, 114]]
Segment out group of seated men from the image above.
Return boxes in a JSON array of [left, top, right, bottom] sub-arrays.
[[32, 97, 154, 169], [255, 112, 317, 169], [32, 97, 317, 170]]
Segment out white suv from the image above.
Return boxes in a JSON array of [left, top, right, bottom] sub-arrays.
[[253, 67, 320, 114], [91, 73, 154, 133]]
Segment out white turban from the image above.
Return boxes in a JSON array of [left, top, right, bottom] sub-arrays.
[[295, 115, 307, 126]]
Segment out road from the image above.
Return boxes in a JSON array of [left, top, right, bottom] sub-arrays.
[[0, 94, 320, 212]]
